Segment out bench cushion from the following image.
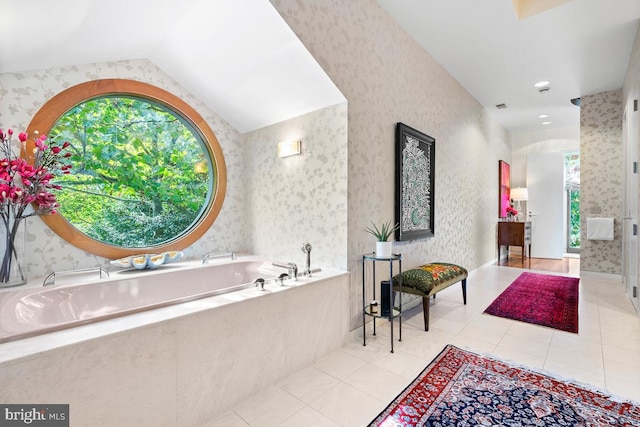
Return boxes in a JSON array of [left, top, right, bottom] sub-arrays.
[[393, 262, 468, 295]]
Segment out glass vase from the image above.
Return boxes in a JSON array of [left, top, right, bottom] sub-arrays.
[[0, 217, 26, 288]]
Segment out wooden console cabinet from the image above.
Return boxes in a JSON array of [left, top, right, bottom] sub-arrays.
[[498, 221, 531, 262]]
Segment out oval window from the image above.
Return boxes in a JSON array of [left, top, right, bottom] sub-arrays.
[[26, 79, 227, 259]]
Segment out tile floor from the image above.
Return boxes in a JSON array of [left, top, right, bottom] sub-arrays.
[[207, 263, 640, 427]]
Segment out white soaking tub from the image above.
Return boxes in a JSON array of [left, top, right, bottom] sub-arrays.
[[0, 257, 314, 343]]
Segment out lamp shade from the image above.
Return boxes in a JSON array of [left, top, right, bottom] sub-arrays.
[[510, 187, 528, 201]]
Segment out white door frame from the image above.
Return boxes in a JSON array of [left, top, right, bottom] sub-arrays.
[[623, 101, 639, 312]]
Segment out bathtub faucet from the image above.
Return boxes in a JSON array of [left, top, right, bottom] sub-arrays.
[[203, 251, 236, 264], [254, 278, 265, 291], [272, 262, 298, 281], [301, 242, 312, 277]]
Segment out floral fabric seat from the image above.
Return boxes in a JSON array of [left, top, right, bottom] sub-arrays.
[[393, 262, 468, 331]]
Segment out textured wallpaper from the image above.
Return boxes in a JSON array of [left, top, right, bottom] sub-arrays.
[[580, 90, 623, 274], [271, 0, 511, 328], [243, 102, 348, 270], [0, 59, 246, 279]]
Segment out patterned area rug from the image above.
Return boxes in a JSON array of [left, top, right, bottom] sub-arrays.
[[484, 272, 579, 333], [369, 345, 640, 426]]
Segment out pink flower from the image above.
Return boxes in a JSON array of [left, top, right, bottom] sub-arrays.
[[0, 129, 71, 220]]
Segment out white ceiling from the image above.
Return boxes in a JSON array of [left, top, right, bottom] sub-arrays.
[[2, 0, 639, 134], [0, 0, 345, 133], [377, 0, 640, 132]]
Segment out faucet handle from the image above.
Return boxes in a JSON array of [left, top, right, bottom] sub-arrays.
[[277, 273, 289, 286], [301, 242, 312, 253], [254, 278, 266, 291]]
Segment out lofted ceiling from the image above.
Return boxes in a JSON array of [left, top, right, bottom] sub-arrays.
[[0, 0, 345, 134], [377, 0, 640, 132], [2, 1, 640, 134]]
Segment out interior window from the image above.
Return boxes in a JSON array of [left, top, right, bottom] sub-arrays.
[[26, 79, 227, 259]]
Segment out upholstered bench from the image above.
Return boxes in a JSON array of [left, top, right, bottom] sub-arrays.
[[392, 263, 468, 331]]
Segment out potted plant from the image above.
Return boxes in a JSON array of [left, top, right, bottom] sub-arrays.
[[365, 220, 399, 258]]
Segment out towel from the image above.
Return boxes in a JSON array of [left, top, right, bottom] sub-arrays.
[[587, 218, 614, 241]]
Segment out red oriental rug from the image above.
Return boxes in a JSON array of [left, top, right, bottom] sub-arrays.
[[369, 345, 640, 426], [483, 272, 579, 333]]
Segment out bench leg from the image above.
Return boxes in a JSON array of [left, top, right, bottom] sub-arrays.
[[422, 296, 430, 331], [462, 278, 467, 304]]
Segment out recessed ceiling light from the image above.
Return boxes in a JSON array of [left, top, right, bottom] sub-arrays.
[[538, 114, 549, 118], [534, 81, 550, 88], [542, 121, 552, 125]]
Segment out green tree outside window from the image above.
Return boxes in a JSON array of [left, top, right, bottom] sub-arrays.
[[49, 96, 213, 248]]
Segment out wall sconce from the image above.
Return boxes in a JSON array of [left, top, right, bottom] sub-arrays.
[[277, 139, 301, 158]]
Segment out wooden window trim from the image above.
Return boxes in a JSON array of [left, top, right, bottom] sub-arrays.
[[26, 79, 227, 259]]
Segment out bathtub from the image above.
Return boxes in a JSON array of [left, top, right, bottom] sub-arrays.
[[0, 257, 314, 344], [0, 258, 349, 425]]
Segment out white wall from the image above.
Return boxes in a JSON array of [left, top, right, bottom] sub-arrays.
[[580, 90, 624, 274], [271, 0, 511, 329], [243, 103, 349, 270]]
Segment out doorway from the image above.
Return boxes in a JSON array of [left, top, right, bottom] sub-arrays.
[[565, 152, 580, 254], [527, 152, 564, 259]]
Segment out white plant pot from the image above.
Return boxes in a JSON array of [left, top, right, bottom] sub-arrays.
[[376, 241, 393, 258]]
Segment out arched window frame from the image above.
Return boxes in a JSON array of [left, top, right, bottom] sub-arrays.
[[26, 79, 227, 259]]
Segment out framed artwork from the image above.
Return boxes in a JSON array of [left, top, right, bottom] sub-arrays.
[[395, 122, 435, 241], [498, 160, 510, 218]]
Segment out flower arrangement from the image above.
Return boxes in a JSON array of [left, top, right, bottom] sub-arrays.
[[0, 128, 71, 285], [506, 206, 518, 220]]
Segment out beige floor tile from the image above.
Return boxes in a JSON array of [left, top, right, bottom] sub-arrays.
[[313, 349, 368, 380], [545, 346, 604, 373], [277, 367, 340, 404], [491, 345, 546, 369], [340, 340, 386, 362], [448, 335, 497, 354], [496, 333, 551, 359], [543, 359, 606, 389], [604, 377, 640, 404], [602, 344, 640, 366], [205, 264, 640, 426], [279, 406, 340, 427], [233, 386, 305, 427], [457, 323, 507, 346], [603, 358, 640, 383], [309, 382, 385, 427], [371, 349, 428, 379], [550, 330, 602, 354], [343, 363, 409, 402], [203, 411, 250, 427]]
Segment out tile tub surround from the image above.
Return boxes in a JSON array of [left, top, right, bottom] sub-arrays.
[[0, 268, 350, 426]]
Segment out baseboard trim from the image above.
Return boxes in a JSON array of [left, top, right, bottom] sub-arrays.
[[579, 270, 622, 281]]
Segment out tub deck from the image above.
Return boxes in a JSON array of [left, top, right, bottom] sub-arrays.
[[0, 258, 313, 344]]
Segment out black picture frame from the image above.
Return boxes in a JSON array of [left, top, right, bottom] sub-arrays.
[[395, 122, 435, 241]]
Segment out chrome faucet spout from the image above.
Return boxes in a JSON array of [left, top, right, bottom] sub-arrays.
[[272, 262, 298, 281], [203, 251, 236, 264]]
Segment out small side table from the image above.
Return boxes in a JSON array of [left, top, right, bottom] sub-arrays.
[[497, 221, 531, 262], [362, 253, 402, 353]]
